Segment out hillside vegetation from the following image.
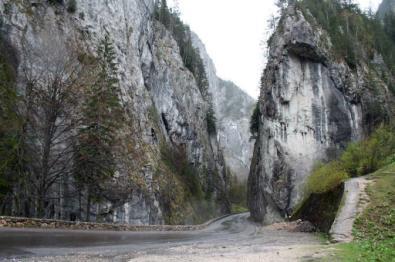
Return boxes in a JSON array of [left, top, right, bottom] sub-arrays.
[[307, 125, 395, 195], [333, 163, 395, 261], [297, 0, 395, 95]]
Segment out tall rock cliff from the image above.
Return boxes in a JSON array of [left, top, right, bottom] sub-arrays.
[[248, 3, 394, 223], [192, 33, 255, 180], [0, 0, 229, 224], [378, 0, 395, 18]]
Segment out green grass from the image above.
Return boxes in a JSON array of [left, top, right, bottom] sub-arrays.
[[306, 126, 395, 195], [231, 204, 248, 214], [333, 163, 395, 261]]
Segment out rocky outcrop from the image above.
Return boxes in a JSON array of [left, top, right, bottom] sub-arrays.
[[248, 5, 394, 223], [0, 0, 229, 224], [192, 33, 255, 180]]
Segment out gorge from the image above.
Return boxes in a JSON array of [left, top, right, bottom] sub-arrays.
[[0, 0, 254, 225], [0, 0, 395, 261]]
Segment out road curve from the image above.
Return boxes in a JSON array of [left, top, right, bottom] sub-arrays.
[[0, 213, 325, 261]]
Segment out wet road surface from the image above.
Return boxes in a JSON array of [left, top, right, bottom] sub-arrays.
[[0, 213, 325, 261]]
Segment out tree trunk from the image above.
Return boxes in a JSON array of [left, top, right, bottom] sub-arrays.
[[86, 187, 91, 222]]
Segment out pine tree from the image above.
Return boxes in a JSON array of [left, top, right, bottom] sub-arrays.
[[206, 101, 217, 135], [74, 33, 124, 221], [250, 102, 261, 136], [0, 42, 21, 204], [159, 0, 171, 28]]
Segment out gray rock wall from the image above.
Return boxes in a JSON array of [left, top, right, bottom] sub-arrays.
[[248, 6, 394, 223], [191, 33, 255, 180], [0, 0, 229, 224]]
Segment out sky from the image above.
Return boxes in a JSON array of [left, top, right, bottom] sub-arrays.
[[168, 0, 382, 98]]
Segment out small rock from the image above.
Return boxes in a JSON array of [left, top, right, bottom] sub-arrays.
[[293, 221, 315, 232]]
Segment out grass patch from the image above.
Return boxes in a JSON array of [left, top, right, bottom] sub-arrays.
[[307, 161, 349, 194], [307, 125, 395, 195], [333, 163, 395, 261], [229, 175, 247, 214], [231, 204, 248, 214]]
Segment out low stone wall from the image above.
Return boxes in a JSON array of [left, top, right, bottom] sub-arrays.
[[0, 215, 228, 232]]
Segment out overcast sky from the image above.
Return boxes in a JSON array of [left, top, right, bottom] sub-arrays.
[[169, 0, 382, 98]]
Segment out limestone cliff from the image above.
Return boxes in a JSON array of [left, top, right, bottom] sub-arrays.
[[248, 4, 394, 223], [192, 33, 255, 180], [0, 0, 229, 224], [378, 0, 395, 18]]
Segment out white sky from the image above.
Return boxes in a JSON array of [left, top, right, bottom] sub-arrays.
[[169, 0, 382, 98]]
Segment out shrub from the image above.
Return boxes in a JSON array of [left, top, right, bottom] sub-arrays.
[[48, 0, 64, 5], [341, 125, 395, 177], [307, 161, 349, 194], [160, 143, 204, 200], [306, 125, 395, 195], [67, 0, 77, 13]]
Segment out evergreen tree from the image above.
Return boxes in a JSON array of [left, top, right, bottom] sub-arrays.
[[0, 40, 21, 204], [154, 1, 209, 97], [250, 102, 261, 136], [159, 0, 171, 28], [384, 13, 395, 42], [74, 33, 124, 221], [206, 101, 217, 135]]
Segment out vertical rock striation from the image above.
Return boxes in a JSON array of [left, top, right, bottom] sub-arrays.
[[248, 5, 394, 223]]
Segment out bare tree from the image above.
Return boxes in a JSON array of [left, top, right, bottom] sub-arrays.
[[20, 32, 88, 218]]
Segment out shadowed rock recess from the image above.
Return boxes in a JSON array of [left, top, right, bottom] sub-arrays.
[[248, 4, 394, 223], [0, 0, 253, 225]]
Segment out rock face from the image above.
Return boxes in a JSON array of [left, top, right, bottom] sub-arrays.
[[378, 0, 395, 18], [192, 33, 255, 180], [248, 6, 394, 223], [0, 0, 229, 224]]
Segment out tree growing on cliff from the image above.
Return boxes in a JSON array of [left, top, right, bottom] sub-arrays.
[[206, 101, 217, 135], [17, 34, 85, 218], [73, 33, 124, 222], [154, 0, 209, 97], [250, 102, 261, 137]]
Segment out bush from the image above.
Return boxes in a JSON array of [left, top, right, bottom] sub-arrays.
[[307, 125, 395, 195], [67, 0, 77, 13], [48, 0, 64, 5], [307, 161, 349, 194], [341, 126, 395, 177], [160, 143, 204, 200]]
